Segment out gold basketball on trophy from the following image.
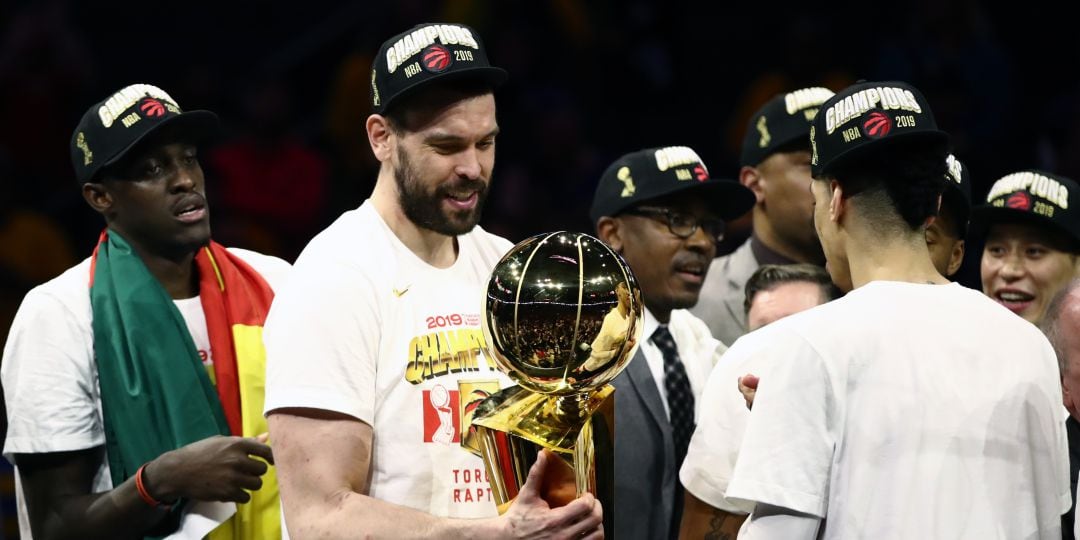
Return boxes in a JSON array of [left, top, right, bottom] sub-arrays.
[[471, 231, 642, 528]]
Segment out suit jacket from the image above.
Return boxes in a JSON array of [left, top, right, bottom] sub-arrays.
[[1063, 415, 1080, 540], [612, 349, 681, 540], [690, 238, 758, 346]]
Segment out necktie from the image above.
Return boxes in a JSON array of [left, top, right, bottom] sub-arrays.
[[650, 325, 695, 468]]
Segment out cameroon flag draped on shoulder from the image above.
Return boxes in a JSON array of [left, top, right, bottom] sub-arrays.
[[89, 229, 280, 539]]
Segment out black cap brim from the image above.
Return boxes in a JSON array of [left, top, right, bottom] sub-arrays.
[[100, 110, 221, 171], [969, 205, 1080, 249], [629, 180, 755, 221], [700, 181, 757, 220], [815, 129, 949, 178], [378, 66, 508, 114]]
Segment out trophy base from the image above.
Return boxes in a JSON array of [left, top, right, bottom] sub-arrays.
[[471, 384, 614, 530]]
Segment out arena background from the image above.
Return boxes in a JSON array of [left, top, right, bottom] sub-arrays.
[[0, 0, 1073, 536]]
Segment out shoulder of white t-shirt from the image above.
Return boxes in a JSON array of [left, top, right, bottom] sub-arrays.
[[18, 256, 93, 317], [294, 205, 392, 271], [224, 247, 292, 291], [718, 313, 811, 370]]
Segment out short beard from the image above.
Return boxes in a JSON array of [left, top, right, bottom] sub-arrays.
[[394, 144, 488, 236]]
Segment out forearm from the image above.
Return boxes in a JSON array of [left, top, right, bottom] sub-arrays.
[[680, 490, 747, 540], [283, 488, 502, 540], [33, 476, 169, 540]]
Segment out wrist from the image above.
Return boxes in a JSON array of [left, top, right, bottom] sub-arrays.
[[474, 515, 511, 540], [142, 454, 180, 504]]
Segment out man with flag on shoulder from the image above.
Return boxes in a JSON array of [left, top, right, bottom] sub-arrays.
[[1, 83, 289, 539]]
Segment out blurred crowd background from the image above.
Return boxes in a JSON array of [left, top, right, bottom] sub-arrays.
[[0, 0, 1074, 536]]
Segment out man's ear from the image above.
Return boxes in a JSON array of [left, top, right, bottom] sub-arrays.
[[947, 239, 965, 277], [366, 114, 395, 163], [596, 216, 623, 252], [739, 165, 764, 204], [82, 182, 112, 215], [828, 179, 844, 224]]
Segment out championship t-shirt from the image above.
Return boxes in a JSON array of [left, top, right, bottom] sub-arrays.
[[264, 200, 515, 518]]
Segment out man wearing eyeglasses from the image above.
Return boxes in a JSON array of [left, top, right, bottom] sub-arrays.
[[589, 146, 756, 539]]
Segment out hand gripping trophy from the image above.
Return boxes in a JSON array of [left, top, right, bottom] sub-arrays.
[[471, 231, 642, 534]]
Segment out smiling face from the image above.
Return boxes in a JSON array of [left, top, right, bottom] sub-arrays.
[[88, 134, 210, 259], [598, 191, 718, 322], [388, 92, 498, 236], [981, 222, 1079, 324]]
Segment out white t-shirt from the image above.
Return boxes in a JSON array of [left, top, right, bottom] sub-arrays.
[[263, 200, 515, 518], [1, 247, 291, 539], [680, 323, 773, 514], [717, 281, 1070, 539], [174, 296, 214, 378], [639, 308, 726, 419]]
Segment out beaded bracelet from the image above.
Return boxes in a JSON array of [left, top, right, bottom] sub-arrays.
[[135, 463, 172, 510]]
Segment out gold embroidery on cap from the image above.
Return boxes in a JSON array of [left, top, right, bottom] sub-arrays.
[[757, 116, 771, 149], [76, 132, 93, 165], [617, 166, 635, 197], [371, 69, 381, 107]]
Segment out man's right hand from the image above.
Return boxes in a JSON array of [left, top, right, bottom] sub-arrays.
[[143, 434, 274, 504], [498, 449, 604, 540], [739, 374, 759, 410]]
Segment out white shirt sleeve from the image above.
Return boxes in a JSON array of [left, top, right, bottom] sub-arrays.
[[726, 330, 835, 518], [680, 342, 756, 514], [263, 261, 381, 425], [737, 503, 822, 539], [2, 289, 102, 458]]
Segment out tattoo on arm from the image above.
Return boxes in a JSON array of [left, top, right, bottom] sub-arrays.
[[705, 508, 735, 540]]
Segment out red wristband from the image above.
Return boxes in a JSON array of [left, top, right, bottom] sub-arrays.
[[135, 463, 172, 510]]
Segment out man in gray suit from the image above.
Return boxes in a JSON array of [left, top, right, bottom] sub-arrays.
[[590, 146, 755, 539], [691, 87, 834, 345]]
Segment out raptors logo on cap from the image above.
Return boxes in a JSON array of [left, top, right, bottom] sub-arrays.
[[139, 98, 166, 118], [422, 45, 453, 73], [862, 111, 892, 139], [1006, 191, 1033, 211], [693, 165, 708, 182]]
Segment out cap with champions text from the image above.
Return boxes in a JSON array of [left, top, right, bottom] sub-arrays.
[[590, 146, 755, 224], [370, 22, 508, 115], [741, 87, 834, 167], [969, 170, 1080, 250], [810, 80, 949, 178], [71, 83, 219, 184]]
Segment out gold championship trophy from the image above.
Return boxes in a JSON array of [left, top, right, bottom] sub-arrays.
[[470, 231, 642, 535]]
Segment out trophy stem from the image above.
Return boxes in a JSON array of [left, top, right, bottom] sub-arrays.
[[471, 384, 616, 519]]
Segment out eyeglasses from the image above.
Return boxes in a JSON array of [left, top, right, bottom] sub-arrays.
[[622, 206, 725, 242]]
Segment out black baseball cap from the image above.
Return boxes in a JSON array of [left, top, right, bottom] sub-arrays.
[[810, 81, 949, 178], [741, 87, 834, 167], [589, 146, 755, 224], [942, 153, 973, 233], [969, 170, 1080, 249], [370, 22, 508, 115], [71, 83, 219, 184]]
